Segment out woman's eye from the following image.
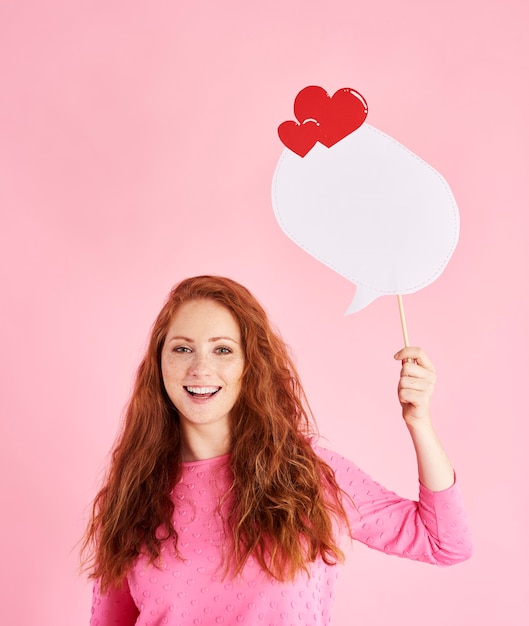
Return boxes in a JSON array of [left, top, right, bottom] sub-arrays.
[[174, 346, 191, 353], [216, 346, 232, 354]]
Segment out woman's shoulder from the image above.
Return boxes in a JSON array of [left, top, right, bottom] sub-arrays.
[[313, 443, 361, 474]]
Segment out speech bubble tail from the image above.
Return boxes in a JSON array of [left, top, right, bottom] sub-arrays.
[[345, 286, 381, 315]]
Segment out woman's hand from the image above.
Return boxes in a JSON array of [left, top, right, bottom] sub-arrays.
[[393, 347, 454, 491], [393, 347, 436, 427]]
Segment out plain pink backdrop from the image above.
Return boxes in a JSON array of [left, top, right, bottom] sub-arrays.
[[1, 1, 527, 624]]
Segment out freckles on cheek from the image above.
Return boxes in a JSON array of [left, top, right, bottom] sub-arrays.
[[160, 359, 172, 384]]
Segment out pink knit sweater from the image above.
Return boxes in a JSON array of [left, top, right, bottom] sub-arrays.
[[89, 447, 472, 625]]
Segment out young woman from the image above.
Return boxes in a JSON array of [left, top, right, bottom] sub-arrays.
[[83, 275, 472, 625]]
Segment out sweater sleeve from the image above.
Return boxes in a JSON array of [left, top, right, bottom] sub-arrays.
[[316, 446, 473, 566], [89, 577, 139, 626]]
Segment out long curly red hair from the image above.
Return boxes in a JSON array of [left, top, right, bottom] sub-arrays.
[[82, 276, 351, 591]]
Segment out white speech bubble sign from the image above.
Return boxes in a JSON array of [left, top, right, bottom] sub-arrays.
[[272, 123, 459, 313]]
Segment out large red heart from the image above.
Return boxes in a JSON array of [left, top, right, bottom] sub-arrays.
[[278, 86, 368, 156], [319, 88, 368, 147], [277, 119, 320, 158]]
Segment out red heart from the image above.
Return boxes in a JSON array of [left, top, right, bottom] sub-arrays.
[[277, 119, 320, 158], [278, 86, 368, 156], [293, 86, 330, 124], [318, 88, 368, 148]]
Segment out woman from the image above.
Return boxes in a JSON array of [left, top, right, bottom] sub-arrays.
[[83, 275, 472, 625]]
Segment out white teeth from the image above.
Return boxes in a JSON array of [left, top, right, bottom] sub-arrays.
[[185, 386, 220, 395]]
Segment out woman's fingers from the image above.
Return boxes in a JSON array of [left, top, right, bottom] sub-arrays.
[[394, 347, 435, 373], [400, 361, 436, 386], [394, 347, 436, 423]]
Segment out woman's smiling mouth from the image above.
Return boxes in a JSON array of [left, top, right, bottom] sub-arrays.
[[184, 386, 221, 399]]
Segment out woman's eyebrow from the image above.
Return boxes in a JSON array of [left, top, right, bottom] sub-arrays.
[[209, 336, 239, 344], [166, 335, 239, 343]]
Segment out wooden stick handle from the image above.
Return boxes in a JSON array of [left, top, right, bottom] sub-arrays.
[[397, 294, 410, 347]]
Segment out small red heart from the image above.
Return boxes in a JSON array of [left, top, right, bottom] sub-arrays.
[[277, 119, 320, 158], [278, 86, 368, 156]]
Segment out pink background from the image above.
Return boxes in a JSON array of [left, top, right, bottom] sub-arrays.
[[1, 1, 527, 624]]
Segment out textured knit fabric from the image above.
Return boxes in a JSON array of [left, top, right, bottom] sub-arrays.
[[90, 447, 472, 626]]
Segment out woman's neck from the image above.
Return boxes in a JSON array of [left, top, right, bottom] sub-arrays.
[[180, 425, 230, 462]]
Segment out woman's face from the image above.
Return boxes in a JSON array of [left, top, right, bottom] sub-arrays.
[[161, 299, 245, 439]]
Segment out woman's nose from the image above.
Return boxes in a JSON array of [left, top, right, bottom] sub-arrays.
[[187, 352, 211, 376]]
